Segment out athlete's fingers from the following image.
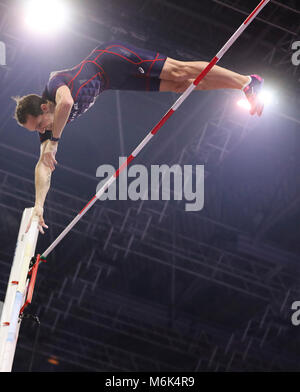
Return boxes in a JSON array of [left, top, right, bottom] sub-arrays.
[[40, 222, 49, 234], [50, 156, 57, 169], [42, 152, 57, 170], [46, 157, 55, 171], [42, 156, 51, 169]]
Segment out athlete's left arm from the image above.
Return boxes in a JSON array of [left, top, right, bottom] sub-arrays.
[[51, 85, 74, 139], [41, 86, 74, 170]]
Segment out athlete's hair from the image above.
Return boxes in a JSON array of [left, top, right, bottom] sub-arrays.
[[12, 94, 47, 125]]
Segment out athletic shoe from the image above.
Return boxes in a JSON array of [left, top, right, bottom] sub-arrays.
[[243, 74, 264, 116]]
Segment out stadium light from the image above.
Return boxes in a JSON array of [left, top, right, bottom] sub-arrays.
[[258, 89, 274, 106], [237, 99, 251, 111], [23, 0, 68, 34], [237, 88, 277, 112]]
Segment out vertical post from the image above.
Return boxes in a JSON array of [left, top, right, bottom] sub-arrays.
[[0, 41, 6, 66], [0, 208, 39, 372], [115, 91, 125, 156]]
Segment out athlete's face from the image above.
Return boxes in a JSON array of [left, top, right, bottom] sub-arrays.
[[24, 103, 54, 133]]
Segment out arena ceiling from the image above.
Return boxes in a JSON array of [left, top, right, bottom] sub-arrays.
[[0, 0, 299, 372]]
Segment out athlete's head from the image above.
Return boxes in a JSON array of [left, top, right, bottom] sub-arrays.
[[12, 94, 55, 133]]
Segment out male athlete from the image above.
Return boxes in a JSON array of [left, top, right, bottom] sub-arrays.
[[13, 42, 264, 234]]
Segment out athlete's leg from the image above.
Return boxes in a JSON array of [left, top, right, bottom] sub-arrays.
[[159, 57, 264, 116], [160, 79, 200, 92], [159, 57, 250, 90]]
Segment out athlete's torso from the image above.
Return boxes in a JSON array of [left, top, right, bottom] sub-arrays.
[[42, 49, 106, 123], [41, 41, 166, 127]]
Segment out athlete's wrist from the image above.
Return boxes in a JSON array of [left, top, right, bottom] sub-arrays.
[[34, 204, 44, 210], [50, 135, 60, 142], [44, 140, 58, 154]]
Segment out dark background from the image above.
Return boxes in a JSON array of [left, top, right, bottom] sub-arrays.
[[0, 0, 300, 371]]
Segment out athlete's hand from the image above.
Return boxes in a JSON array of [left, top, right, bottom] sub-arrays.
[[41, 151, 58, 171], [41, 140, 58, 171], [25, 205, 49, 234]]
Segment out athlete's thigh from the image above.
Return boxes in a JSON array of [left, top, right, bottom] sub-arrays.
[[94, 42, 167, 91], [159, 57, 186, 80]]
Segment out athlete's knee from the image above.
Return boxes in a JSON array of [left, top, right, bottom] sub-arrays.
[[161, 58, 191, 81], [173, 61, 210, 81], [169, 62, 191, 81]]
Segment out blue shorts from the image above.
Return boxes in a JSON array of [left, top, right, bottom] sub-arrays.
[[90, 42, 167, 92]]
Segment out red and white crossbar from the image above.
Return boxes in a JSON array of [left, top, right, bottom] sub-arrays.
[[40, 0, 270, 260]]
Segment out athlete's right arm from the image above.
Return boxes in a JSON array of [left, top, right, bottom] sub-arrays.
[[26, 140, 53, 234]]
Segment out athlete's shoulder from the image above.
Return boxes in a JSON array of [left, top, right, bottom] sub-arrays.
[[50, 71, 57, 79], [44, 70, 72, 103]]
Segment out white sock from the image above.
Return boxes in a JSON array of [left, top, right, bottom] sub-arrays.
[[241, 76, 252, 90]]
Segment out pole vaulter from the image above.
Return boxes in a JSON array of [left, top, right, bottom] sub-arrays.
[[20, 0, 271, 314], [40, 0, 271, 260]]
